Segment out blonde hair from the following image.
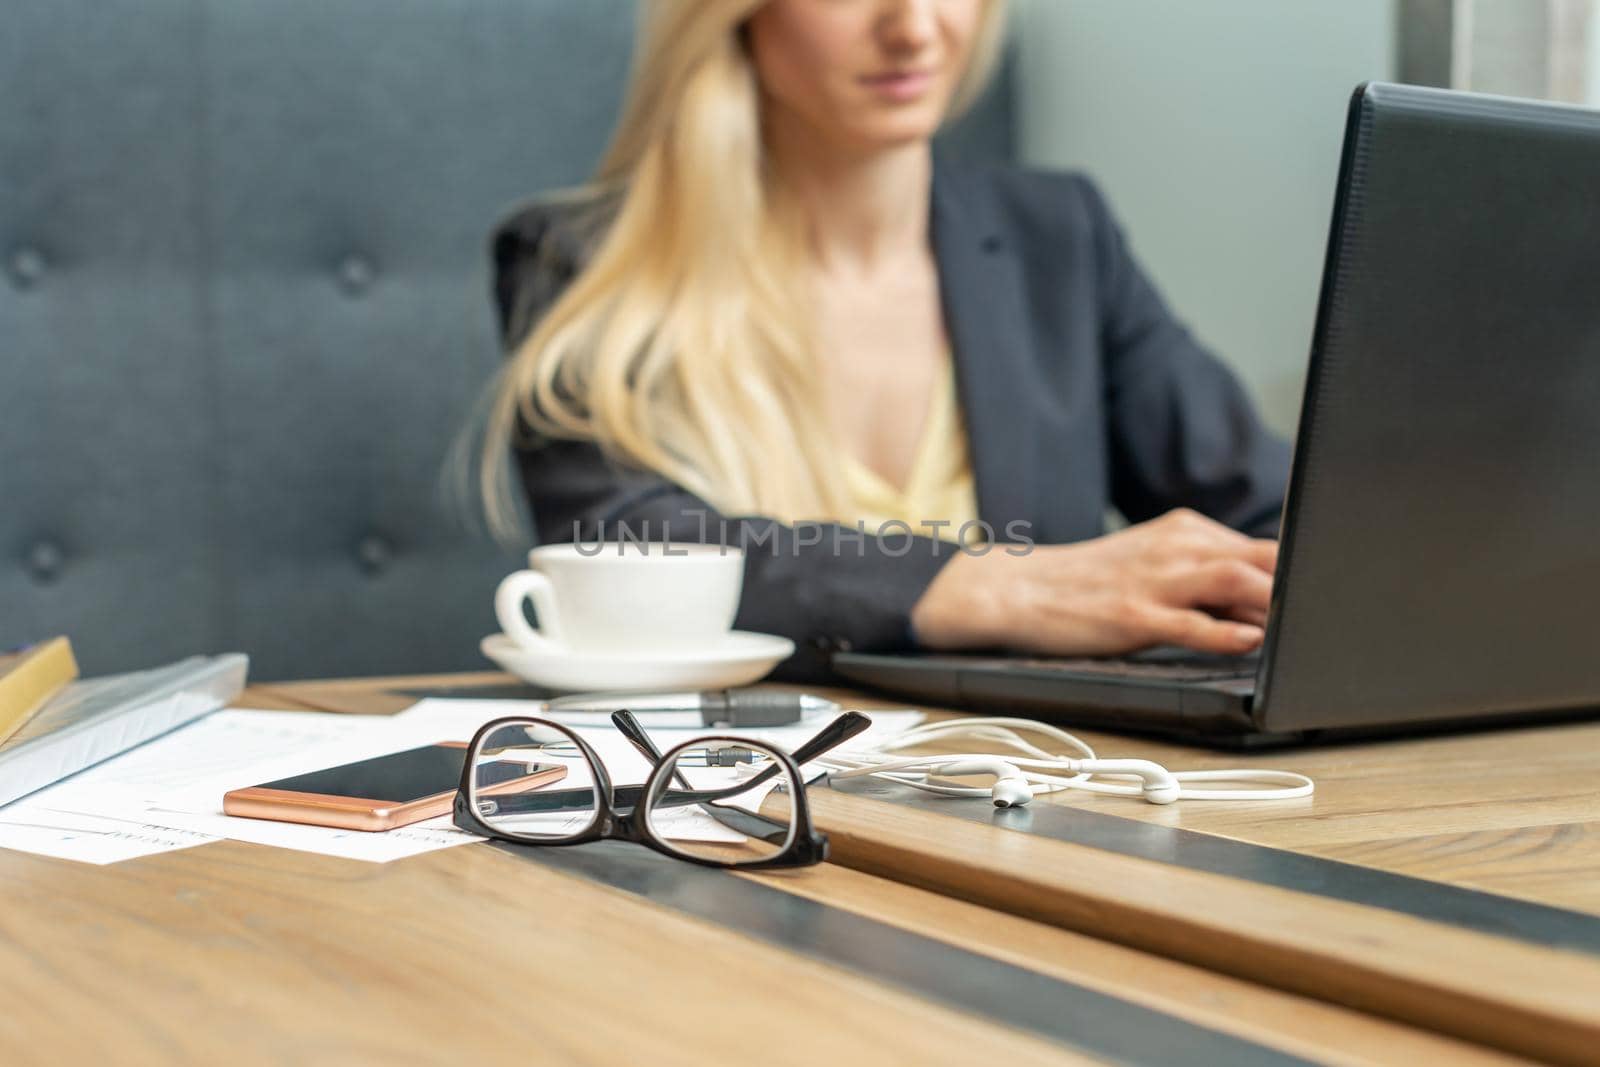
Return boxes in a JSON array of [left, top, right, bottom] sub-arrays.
[[480, 0, 1009, 542]]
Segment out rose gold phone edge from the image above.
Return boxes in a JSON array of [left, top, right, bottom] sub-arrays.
[[221, 741, 568, 832]]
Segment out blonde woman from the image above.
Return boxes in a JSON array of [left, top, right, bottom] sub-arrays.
[[484, 0, 1289, 681]]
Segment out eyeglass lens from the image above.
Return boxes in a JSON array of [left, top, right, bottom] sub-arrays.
[[643, 742, 798, 865], [469, 721, 600, 842]]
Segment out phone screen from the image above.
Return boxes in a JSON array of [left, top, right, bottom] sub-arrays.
[[257, 744, 531, 803]]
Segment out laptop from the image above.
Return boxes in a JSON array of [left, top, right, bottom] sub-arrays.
[[834, 82, 1600, 745]]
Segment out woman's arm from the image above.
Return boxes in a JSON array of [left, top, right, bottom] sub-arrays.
[[911, 508, 1276, 657], [491, 206, 954, 681], [911, 177, 1287, 657]]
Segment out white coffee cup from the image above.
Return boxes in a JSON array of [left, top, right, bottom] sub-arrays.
[[494, 542, 745, 656]]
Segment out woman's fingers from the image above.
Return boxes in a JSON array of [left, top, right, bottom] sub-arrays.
[[1241, 534, 1280, 575], [1164, 558, 1274, 613], [912, 513, 1284, 658], [1242, 538, 1279, 575], [1216, 605, 1271, 628], [1138, 604, 1265, 654], [1153, 509, 1279, 574]]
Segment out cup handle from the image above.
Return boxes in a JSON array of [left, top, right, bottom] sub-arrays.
[[495, 570, 566, 652]]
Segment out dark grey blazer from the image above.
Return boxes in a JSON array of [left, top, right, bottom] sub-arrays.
[[491, 156, 1291, 680]]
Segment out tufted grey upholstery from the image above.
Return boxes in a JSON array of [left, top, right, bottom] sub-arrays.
[[2, 1, 1015, 681]]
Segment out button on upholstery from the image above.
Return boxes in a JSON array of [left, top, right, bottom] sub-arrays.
[[9, 247, 45, 289], [26, 541, 64, 583], [337, 254, 376, 295], [357, 535, 392, 575]]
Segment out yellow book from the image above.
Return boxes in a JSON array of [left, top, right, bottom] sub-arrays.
[[0, 637, 79, 745]]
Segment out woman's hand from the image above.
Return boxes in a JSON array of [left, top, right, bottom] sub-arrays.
[[910, 509, 1278, 657]]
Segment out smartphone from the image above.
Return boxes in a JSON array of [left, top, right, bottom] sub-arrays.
[[222, 742, 566, 831]]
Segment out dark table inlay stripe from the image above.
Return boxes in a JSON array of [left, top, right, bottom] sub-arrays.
[[494, 840, 1314, 1067]]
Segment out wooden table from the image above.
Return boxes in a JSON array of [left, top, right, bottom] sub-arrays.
[[0, 673, 1592, 1065], [259, 673, 1600, 1064]]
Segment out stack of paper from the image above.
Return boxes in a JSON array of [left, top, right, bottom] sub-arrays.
[[0, 654, 247, 808]]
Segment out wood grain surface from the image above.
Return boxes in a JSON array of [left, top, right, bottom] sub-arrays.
[[808, 786, 1600, 1065], [0, 840, 1102, 1066], [747, 863, 1530, 1067], [0, 677, 1547, 1065], [242, 673, 1600, 1064]]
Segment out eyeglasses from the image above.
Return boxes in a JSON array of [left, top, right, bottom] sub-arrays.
[[452, 708, 871, 869]]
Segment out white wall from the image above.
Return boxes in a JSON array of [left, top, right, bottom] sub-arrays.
[[1011, 0, 1397, 432], [1591, 3, 1600, 103]]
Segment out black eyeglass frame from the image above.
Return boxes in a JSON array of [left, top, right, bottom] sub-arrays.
[[452, 710, 870, 870]]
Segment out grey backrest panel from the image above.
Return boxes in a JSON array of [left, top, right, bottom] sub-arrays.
[[3, 1, 219, 674], [3, 1, 1015, 680]]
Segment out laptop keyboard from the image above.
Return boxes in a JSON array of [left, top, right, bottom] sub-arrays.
[[998, 648, 1261, 682]]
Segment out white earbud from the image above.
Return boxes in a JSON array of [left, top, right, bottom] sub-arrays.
[[990, 776, 1035, 808], [1076, 759, 1182, 805], [934, 758, 1035, 808]]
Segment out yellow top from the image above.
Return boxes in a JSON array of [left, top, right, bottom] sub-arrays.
[[840, 352, 981, 545]]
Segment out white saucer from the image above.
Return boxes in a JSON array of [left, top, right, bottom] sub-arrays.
[[480, 631, 797, 693]]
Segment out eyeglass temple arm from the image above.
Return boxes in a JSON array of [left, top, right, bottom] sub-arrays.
[[614, 707, 869, 779], [671, 710, 872, 795], [610, 709, 694, 789], [791, 711, 872, 764], [613, 707, 870, 770], [609, 709, 662, 763]]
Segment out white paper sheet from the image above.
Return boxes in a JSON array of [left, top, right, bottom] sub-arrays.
[[22, 708, 391, 804], [122, 806, 480, 863], [0, 709, 461, 864], [0, 709, 390, 865], [0, 809, 215, 865], [107, 710, 480, 863]]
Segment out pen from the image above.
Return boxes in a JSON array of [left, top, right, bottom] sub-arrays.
[[545, 688, 839, 728]]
